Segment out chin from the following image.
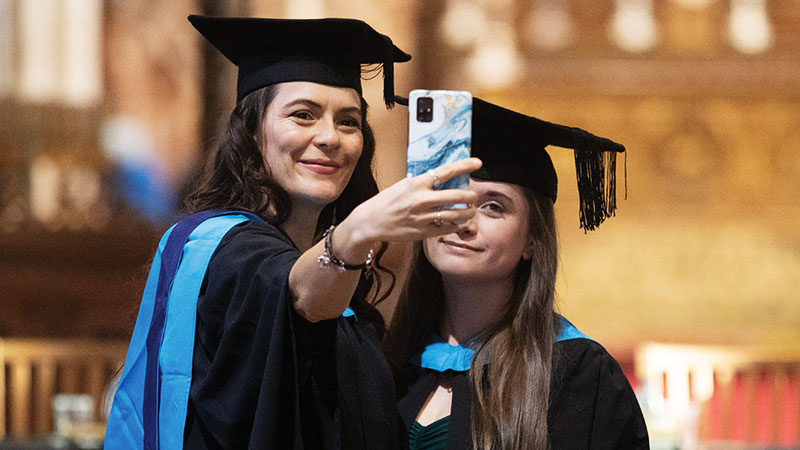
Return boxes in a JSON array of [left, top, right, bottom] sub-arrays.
[[305, 194, 342, 209], [429, 258, 481, 279], [292, 184, 348, 207]]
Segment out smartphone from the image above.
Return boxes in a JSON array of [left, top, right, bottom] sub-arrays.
[[407, 89, 472, 192]]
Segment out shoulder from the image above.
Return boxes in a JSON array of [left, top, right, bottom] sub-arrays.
[[552, 338, 630, 395], [203, 220, 300, 291], [550, 338, 650, 449], [212, 220, 299, 264], [218, 220, 296, 250], [555, 338, 619, 374]]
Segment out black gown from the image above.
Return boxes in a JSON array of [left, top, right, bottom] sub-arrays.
[[181, 221, 402, 450], [397, 336, 650, 450]]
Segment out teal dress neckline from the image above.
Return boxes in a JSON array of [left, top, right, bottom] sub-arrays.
[[409, 416, 451, 450]]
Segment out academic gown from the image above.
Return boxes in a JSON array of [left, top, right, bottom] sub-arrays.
[[181, 221, 402, 450], [396, 318, 649, 450]]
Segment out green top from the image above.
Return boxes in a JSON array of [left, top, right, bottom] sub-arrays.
[[408, 416, 451, 450]]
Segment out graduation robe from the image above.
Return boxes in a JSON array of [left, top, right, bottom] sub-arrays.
[[396, 317, 649, 450], [110, 215, 401, 450], [181, 220, 402, 450]]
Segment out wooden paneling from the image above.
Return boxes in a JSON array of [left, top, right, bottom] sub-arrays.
[[0, 338, 127, 438]]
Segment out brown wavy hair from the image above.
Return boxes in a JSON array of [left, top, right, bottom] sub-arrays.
[[184, 84, 392, 332], [385, 188, 560, 450]]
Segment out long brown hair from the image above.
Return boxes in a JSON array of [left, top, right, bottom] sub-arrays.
[[386, 188, 560, 450], [184, 83, 392, 332]]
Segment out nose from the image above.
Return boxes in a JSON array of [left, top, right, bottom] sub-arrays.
[[455, 216, 477, 240], [313, 118, 341, 151]]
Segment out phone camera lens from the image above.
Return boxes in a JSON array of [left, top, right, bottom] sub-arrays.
[[417, 97, 433, 122]]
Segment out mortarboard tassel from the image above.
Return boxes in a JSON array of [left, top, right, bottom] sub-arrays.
[[382, 35, 396, 109], [527, 117, 624, 231], [573, 139, 620, 232]]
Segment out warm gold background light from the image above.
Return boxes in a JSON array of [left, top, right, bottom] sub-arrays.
[[1, 0, 798, 362]]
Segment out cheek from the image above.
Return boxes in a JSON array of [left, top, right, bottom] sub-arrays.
[[422, 237, 436, 255], [487, 223, 529, 263], [344, 135, 364, 164], [260, 123, 280, 162], [335, 138, 363, 183], [421, 238, 443, 267], [262, 129, 304, 171], [261, 143, 287, 175]]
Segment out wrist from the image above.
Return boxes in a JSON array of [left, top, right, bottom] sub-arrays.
[[317, 223, 375, 273], [332, 218, 377, 262]]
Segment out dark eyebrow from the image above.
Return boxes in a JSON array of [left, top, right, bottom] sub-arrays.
[[482, 190, 514, 203], [284, 99, 362, 115], [339, 106, 363, 116], [284, 98, 323, 109]]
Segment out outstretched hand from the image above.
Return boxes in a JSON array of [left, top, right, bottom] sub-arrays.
[[333, 157, 482, 262]]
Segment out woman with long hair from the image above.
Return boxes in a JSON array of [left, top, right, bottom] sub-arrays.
[[104, 16, 481, 450], [386, 99, 649, 450]]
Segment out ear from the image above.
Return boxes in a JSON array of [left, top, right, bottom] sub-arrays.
[[521, 237, 534, 261]]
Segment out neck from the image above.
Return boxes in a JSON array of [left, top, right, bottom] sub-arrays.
[[282, 203, 324, 251], [438, 274, 514, 345]]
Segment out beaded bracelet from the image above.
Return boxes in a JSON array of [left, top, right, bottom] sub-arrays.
[[317, 225, 375, 274]]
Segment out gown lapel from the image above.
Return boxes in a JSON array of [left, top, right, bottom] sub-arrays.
[[446, 372, 472, 450]]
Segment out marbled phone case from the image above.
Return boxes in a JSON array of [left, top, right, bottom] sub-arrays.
[[407, 89, 472, 192]]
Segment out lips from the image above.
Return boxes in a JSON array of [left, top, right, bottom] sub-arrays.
[[301, 158, 341, 175], [440, 238, 482, 252]]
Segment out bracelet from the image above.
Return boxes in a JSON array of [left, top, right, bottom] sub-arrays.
[[317, 225, 375, 274]]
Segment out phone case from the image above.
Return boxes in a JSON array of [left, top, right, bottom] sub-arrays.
[[407, 89, 472, 191]]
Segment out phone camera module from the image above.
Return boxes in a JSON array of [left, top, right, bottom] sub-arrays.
[[417, 97, 433, 123]]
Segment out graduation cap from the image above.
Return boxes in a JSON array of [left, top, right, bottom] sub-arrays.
[[470, 97, 625, 231], [188, 15, 411, 108]]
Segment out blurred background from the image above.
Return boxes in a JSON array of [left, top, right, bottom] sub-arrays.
[[0, 0, 798, 448]]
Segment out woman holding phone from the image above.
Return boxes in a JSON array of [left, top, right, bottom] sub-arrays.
[[386, 99, 649, 450], [105, 15, 481, 450]]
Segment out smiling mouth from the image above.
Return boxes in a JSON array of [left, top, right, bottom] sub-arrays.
[[301, 159, 341, 174], [440, 238, 482, 252]]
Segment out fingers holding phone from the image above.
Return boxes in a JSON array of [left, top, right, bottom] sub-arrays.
[[342, 157, 479, 244], [418, 157, 482, 190]]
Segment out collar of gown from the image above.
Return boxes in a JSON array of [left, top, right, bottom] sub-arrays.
[[410, 314, 592, 372]]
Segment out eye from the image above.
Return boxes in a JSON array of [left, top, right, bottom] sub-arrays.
[[338, 116, 362, 129], [290, 110, 314, 121], [480, 201, 505, 216]]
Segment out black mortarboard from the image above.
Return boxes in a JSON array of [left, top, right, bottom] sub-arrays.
[[188, 15, 411, 108], [471, 98, 625, 231]]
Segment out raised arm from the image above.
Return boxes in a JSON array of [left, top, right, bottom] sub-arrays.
[[290, 157, 481, 322]]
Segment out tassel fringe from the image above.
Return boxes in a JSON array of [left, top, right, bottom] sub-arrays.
[[574, 141, 620, 232], [382, 35, 395, 109]]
